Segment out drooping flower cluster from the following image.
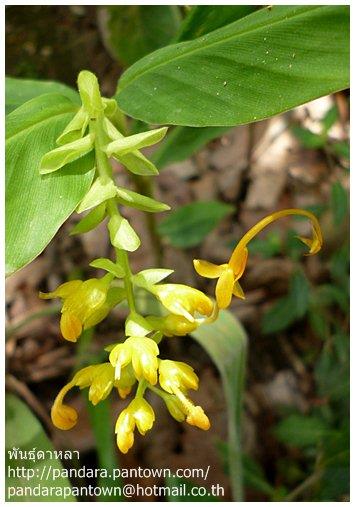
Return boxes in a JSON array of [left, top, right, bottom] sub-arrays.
[[39, 71, 323, 454]]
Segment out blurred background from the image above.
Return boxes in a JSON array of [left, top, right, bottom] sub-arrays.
[[5, 5, 349, 502]]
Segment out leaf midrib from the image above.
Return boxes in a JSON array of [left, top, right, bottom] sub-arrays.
[[120, 5, 328, 88]]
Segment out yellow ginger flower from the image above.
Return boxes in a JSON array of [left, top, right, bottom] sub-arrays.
[[152, 284, 214, 323], [109, 336, 159, 385], [159, 360, 210, 430], [39, 277, 114, 342], [146, 314, 198, 337], [115, 398, 155, 454], [51, 362, 136, 430], [194, 208, 323, 309]]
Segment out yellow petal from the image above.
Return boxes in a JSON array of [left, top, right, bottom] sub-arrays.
[[39, 280, 82, 300], [215, 267, 235, 309], [193, 259, 226, 279], [186, 406, 210, 430], [233, 280, 245, 300], [60, 312, 82, 342]]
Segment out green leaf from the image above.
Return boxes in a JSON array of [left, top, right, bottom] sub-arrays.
[[274, 414, 330, 448], [292, 125, 326, 149], [6, 93, 95, 276], [70, 203, 107, 235], [116, 186, 170, 213], [175, 5, 255, 42], [6, 393, 76, 501], [262, 270, 310, 334], [332, 140, 350, 161], [86, 398, 122, 500], [152, 125, 230, 169], [89, 257, 125, 278], [108, 214, 140, 251], [5, 76, 79, 114], [331, 181, 349, 226], [105, 127, 168, 157], [39, 133, 94, 174], [322, 105, 338, 131], [192, 310, 247, 501], [117, 6, 349, 127], [100, 6, 181, 67], [132, 268, 174, 289], [77, 177, 117, 213], [158, 201, 234, 248]]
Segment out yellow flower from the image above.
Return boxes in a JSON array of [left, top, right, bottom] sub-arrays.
[[152, 284, 214, 323], [51, 381, 78, 430], [159, 360, 199, 393], [158, 360, 210, 431], [115, 398, 155, 454], [40, 278, 124, 342], [109, 336, 159, 385], [146, 314, 198, 337], [194, 208, 323, 309], [51, 362, 135, 431]]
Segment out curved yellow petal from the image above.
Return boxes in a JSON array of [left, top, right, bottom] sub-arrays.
[[215, 267, 235, 309], [60, 312, 82, 342], [229, 208, 322, 268], [51, 381, 78, 430], [39, 280, 82, 300], [193, 259, 225, 279]]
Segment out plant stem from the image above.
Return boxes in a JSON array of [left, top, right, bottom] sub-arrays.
[[92, 114, 137, 315], [130, 173, 164, 266]]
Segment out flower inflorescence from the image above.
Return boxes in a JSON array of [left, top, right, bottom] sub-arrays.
[[39, 71, 323, 454]]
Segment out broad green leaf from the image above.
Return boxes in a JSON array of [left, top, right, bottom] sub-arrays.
[[158, 201, 234, 248], [152, 125, 230, 169], [39, 133, 94, 174], [117, 6, 349, 127], [274, 414, 330, 448], [153, 6, 255, 169], [175, 5, 255, 42], [77, 177, 117, 213], [132, 268, 174, 289], [6, 393, 76, 501], [105, 127, 168, 157], [100, 6, 181, 67], [192, 310, 247, 501], [116, 186, 170, 213], [90, 257, 125, 278], [108, 214, 140, 251], [70, 203, 107, 235], [5, 76, 79, 114], [331, 181, 349, 226], [6, 93, 95, 276]]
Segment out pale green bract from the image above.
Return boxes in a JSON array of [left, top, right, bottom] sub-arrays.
[[108, 214, 141, 251], [39, 133, 95, 174]]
